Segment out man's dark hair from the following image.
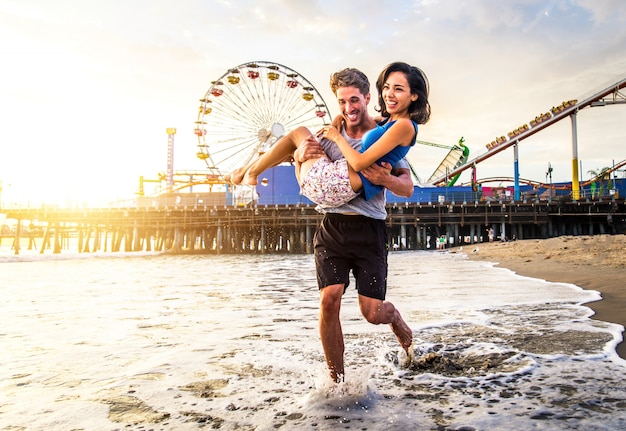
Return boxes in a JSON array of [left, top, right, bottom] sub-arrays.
[[329, 68, 370, 96]]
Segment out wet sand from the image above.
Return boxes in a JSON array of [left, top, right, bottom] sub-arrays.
[[465, 234, 626, 359]]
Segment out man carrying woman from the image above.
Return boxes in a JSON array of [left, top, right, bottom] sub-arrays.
[[230, 63, 431, 382]]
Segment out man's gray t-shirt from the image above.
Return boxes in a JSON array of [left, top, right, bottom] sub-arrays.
[[317, 130, 410, 220]]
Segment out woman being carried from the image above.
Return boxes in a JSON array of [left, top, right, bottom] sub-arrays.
[[228, 62, 430, 208]]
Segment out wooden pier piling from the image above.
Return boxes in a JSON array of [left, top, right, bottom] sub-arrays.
[[2, 198, 624, 255]]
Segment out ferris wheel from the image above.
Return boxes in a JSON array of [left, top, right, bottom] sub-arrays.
[[194, 61, 333, 178]]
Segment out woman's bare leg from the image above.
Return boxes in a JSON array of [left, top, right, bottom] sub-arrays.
[[227, 124, 365, 197], [241, 127, 317, 185], [225, 153, 294, 185]]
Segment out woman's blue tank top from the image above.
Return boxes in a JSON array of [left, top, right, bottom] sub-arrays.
[[358, 119, 417, 200]]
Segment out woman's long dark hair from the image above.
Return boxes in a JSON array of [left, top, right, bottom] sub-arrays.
[[375, 62, 430, 125]]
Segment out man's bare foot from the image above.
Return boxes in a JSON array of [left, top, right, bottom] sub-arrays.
[[390, 314, 413, 353]]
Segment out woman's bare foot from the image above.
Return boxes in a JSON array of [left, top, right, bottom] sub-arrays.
[[243, 171, 259, 186], [226, 166, 248, 185]]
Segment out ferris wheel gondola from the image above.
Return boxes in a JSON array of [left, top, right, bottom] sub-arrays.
[[194, 61, 332, 178]]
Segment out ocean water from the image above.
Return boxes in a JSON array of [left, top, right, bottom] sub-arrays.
[[1, 246, 625, 431]]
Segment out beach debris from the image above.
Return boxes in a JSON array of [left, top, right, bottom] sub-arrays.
[[179, 379, 229, 398], [401, 349, 517, 377], [180, 410, 225, 426], [101, 395, 170, 424]]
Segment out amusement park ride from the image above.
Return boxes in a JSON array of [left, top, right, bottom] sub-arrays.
[[138, 62, 626, 202], [419, 137, 470, 186], [432, 77, 626, 199], [139, 61, 331, 197]]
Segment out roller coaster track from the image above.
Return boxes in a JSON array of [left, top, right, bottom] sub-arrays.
[[431, 76, 626, 186], [460, 176, 546, 187], [138, 171, 224, 196]]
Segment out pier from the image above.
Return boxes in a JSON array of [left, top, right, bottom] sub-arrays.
[[2, 197, 624, 255]]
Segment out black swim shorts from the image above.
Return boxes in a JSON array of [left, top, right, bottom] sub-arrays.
[[313, 213, 388, 300]]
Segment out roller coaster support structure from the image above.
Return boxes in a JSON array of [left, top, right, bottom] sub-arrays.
[[570, 113, 580, 200], [166, 128, 177, 193], [514, 142, 520, 200]]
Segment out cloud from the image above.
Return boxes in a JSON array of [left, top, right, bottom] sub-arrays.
[[573, 0, 626, 23], [0, 0, 624, 205]]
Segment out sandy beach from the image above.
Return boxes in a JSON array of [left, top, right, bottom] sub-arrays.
[[465, 234, 626, 359]]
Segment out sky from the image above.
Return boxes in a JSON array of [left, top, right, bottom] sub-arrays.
[[0, 0, 625, 207]]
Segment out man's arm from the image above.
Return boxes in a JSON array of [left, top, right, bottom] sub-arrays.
[[360, 162, 413, 198], [292, 135, 325, 163], [293, 137, 414, 197]]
